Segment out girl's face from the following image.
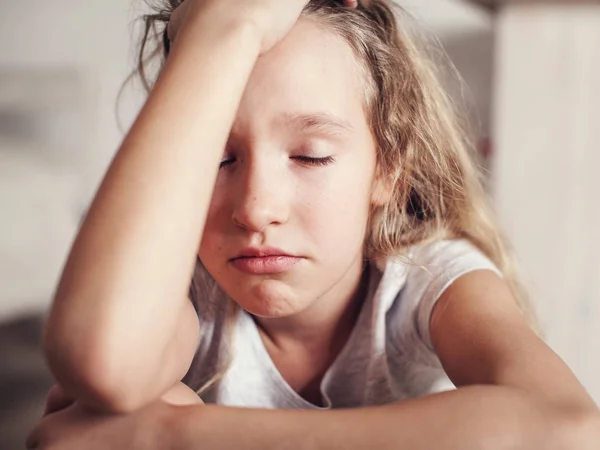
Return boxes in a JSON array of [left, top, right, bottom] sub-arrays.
[[199, 19, 383, 318]]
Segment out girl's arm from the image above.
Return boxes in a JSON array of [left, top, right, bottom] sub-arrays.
[[160, 271, 599, 450], [43, 0, 310, 414], [29, 239, 599, 450]]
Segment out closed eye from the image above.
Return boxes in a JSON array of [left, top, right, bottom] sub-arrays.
[[219, 158, 236, 169], [292, 156, 335, 167], [219, 156, 335, 169]]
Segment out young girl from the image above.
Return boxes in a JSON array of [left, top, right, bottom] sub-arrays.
[[28, 0, 599, 448]]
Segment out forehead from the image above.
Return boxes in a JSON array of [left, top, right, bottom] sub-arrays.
[[233, 18, 368, 137]]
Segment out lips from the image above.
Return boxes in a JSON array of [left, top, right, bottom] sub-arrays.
[[230, 247, 302, 275]]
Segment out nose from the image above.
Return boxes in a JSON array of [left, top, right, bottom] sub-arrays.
[[231, 157, 290, 232]]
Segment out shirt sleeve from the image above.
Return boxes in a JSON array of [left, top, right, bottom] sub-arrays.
[[392, 239, 502, 353]]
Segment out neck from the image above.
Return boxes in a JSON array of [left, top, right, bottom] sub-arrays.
[[254, 256, 370, 354]]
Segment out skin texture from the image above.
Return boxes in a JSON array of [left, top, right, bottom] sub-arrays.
[[197, 20, 386, 402], [28, 272, 600, 450], [199, 17, 379, 338], [28, 0, 600, 449]]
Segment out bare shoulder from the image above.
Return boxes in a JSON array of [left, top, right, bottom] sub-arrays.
[[430, 270, 597, 411]]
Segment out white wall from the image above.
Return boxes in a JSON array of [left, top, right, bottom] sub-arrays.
[[0, 0, 145, 318], [493, 1, 600, 402], [0, 0, 146, 192], [400, 0, 494, 134]]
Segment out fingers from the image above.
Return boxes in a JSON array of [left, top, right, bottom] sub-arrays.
[[43, 384, 75, 416], [26, 415, 50, 450], [25, 425, 40, 449], [344, 0, 359, 7]]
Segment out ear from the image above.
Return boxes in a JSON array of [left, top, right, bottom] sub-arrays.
[[370, 165, 393, 207]]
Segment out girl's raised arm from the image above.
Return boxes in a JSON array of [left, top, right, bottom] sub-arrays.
[[43, 0, 311, 413]]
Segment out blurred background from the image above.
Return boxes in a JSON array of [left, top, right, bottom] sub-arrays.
[[0, 0, 598, 448]]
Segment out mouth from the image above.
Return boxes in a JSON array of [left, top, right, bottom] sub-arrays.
[[230, 247, 302, 275]]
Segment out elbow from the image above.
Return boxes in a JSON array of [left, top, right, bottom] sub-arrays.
[[43, 326, 149, 414]]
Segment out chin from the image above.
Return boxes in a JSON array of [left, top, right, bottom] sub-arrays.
[[229, 278, 311, 318]]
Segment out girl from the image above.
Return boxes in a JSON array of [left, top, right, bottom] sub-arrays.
[[29, 0, 599, 449]]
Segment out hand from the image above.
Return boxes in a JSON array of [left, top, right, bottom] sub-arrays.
[[43, 384, 76, 416], [28, 382, 202, 450], [168, 0, 359, 54], [26, 401, 167, 450]]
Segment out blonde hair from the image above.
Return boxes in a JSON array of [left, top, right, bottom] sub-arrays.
[[134, 0, 538, 395]]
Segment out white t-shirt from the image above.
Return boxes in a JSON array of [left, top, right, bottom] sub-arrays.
[[183, 239, 501, 409]]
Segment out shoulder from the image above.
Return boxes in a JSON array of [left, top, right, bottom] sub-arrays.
[[381, 238, 502, 349], [404, 238, 501, 297], [381, 238, 502, 303]]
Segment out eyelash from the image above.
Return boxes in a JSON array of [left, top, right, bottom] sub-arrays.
[[219, 159, 235, 169], [219, 156, 335, 169], [293, 155, 335, 166]]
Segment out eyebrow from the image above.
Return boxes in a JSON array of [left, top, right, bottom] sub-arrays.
[[275, 112, 355, 137]]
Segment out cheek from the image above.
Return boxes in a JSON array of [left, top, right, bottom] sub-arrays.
[[298, 165, 373, 247]]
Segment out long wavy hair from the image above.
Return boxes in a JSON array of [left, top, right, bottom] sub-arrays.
[[132, 0, 538, 394]]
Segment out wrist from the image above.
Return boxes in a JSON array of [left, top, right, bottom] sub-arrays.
[[167, 404, 306, 450], [173, 3, 261, 57], [143, 402, 191, 450]]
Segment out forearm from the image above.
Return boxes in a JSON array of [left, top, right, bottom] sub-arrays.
[[45, 17, 261, 410], [169, 386, 598, 450]]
